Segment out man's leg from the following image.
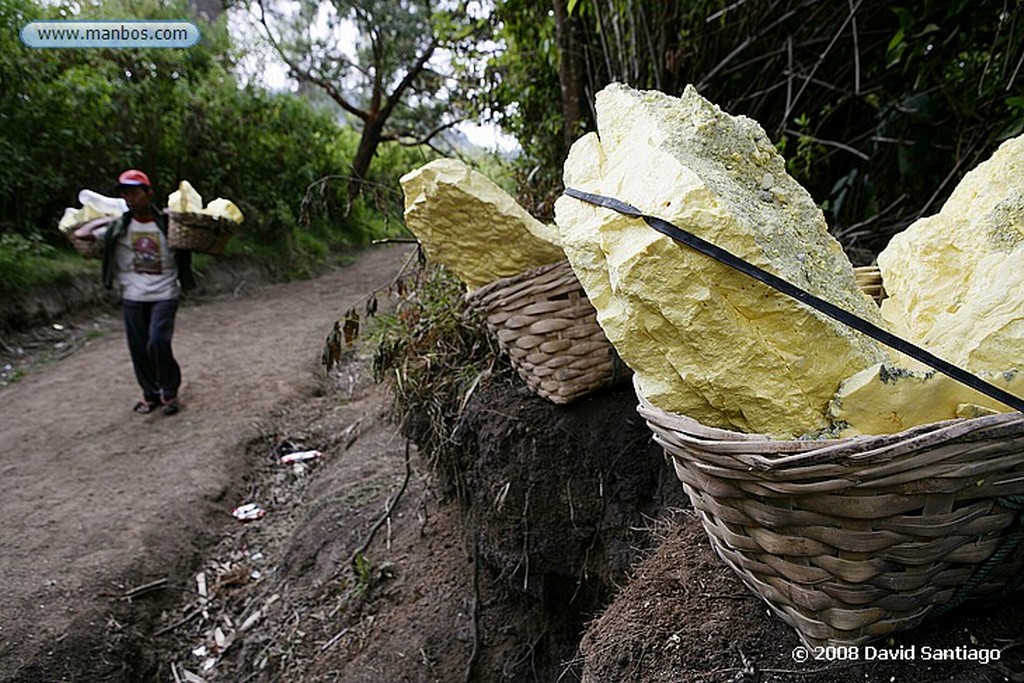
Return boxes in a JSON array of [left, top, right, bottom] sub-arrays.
[[122, 300, 161, 405], [148, 299, 181, 402]]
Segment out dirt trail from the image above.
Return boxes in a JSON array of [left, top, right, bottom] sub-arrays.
[[0, 244, 415, 680]]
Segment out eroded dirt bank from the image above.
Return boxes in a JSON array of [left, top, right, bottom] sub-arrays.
[[141, 361, 687, 682], [147, 355, 1024, 683]]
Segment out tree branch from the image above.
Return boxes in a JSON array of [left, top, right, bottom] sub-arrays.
[[379, 37, 441, 124], [381, 118, 464, 147], [255, 0, 369, 123], [782, 128, 870, 160], [782, 0, 864, 129]]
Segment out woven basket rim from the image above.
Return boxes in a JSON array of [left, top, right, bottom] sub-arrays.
[[465, 258, 570, 303], [63, 217, 112, 258], [69, 235, 102, 257], [634, 375, 1024, 469], [68, 232, 102, 243], [166, 210, 239, 228], [464, 257, 629, 404], [639, 374, 1024, 647], [68, 215, 117, 232]]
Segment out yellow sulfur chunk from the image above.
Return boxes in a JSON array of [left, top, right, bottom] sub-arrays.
[[554, 84, 888, 438], [956, 403, 999, 419], [877, 134, 1024, 372], [167, 180, 203, 213], [834, 134, 1024, 436], [401, 159, 564, 290], [203, 198, 244, 223], [831, 364, 1024, 436], [58, 205, 104, 233], [58, 191, 127, 233]]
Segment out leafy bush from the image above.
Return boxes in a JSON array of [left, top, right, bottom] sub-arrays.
[[0, 234, 91, 293], [0, 0, 431, 288]]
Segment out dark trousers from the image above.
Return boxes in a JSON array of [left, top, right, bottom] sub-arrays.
[[122, 299, 181, 403]]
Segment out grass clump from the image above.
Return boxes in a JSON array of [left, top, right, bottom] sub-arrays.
[[366, 259, 506, 492]]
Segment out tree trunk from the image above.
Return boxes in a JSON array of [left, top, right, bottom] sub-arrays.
[[553, 0, 587, 157], [347, 113, 387, 203], [345, 39, 438, 203]]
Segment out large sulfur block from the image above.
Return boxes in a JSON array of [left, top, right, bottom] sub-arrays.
[[400, 159, 564, 289], [830, 134, 1024, 435], [877, 134, 1024, 372], [167, 180, 203, 213], [554, 84, 888, 438]]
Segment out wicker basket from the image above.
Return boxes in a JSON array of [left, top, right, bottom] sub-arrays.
[[167, 211, 237, 255], [68, 233, 102, 259], [64, 216, 115, 259], [636, 380, 1024, 647], [466, 260, 630, 404], [853, 265, 886, 304]]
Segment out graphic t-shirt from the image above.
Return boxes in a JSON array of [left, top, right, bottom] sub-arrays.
[[114, 218, 179, 301], [130, 227, 163, 274]]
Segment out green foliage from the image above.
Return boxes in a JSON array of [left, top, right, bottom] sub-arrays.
[[368, 262, 502, 484], [0, 234, 90, 293], [1002, 97, 1024, 140], [168, 81, 362, 272], [0, 0, 233, 232], [258, 0, 490, 197], [1, 0, 438, 292], [476, 0, 564, 213], [481, 0, 1024, 260], [351, 551, 375, 596]]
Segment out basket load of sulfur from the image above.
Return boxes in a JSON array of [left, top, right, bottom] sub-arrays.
[[57, 190, 128, 258], [165, 180, 243, 256], [552, 82, 1024, 647], [400, 158, 627, 403]]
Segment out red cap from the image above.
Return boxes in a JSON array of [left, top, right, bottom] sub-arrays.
[[116, 169, 151, 189]]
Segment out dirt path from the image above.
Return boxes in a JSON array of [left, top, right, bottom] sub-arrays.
[[0, 244, 416, 680]]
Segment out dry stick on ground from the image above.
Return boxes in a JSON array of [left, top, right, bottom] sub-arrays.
[[730, 647, 757, 683], [341, 417, 363, 450], [521, 483, 534, 592], [55, 334, 93, 361], [153, 605, 205, 637], [571, 434, 648, 605], [347, 437, 413, 568], [122, 577, 168, 601], [320, 626, 351, 653], [463, 534, 482, 683], [758, 664, 867, 677]]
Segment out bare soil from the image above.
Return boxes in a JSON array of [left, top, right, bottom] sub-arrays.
[[2, 243, 1023, 683], [579, 510, 1024, 683]]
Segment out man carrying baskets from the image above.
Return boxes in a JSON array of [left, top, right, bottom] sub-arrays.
[[92, 169, 195, 416]]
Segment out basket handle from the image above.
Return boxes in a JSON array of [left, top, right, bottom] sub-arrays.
[[563, 187, 1024, 413]]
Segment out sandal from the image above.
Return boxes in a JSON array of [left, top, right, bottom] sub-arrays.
[[133, 400, 160, 414], [162, 399, 181, 416]]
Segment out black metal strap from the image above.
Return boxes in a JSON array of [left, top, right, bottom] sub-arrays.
[[563, 187, 1024, 413]]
